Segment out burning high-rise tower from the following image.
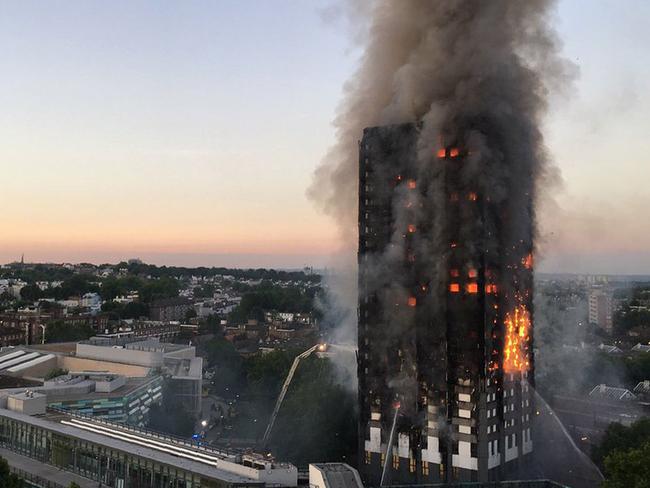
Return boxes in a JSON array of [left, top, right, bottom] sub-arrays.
[[357, 122, 535, 484]]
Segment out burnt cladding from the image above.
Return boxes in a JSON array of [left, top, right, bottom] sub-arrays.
[[357, 123, 534, 485]]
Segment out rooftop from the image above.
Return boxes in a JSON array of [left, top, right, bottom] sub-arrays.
[[589, 384, 637, 402], [0, 407, 295, 485]]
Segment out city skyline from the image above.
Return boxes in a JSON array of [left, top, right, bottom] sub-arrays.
[[2, 0, 650, 274]]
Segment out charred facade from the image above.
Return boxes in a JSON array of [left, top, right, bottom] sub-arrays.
[[358, 123, 535, 485]]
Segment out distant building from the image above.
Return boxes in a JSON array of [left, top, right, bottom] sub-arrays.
[[0, 310, 108, 344], [0, 368, 163, 426], [589, 287, 613, 333], [588, 384, 637, 402], [633, 380, 650, 401], [0, 336, 203, 415], [631, 343, 650, 353], [0, 327, 26, 347], [597, 343, 623, 355], [80, 292, 102, 312], [149, 297, 191, 321]]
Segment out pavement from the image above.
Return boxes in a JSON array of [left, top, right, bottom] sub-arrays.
[[0, 446, 97, 488]]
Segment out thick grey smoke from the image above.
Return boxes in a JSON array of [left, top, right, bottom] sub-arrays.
[[309, 0, 572, 353]]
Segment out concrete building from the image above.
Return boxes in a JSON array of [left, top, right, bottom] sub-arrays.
[[309, 463, 364, 488], [0, 337, 203, 416], [588, 287, 613, 334], [358, 124, 534, 484], [0, 404, 297, 487], [75, 337, 203, 414], [149, 298, 191, 322]]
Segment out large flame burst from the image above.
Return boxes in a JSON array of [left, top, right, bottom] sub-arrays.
[[503, 305, 531, 373]]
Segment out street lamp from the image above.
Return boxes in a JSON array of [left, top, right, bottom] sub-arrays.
[[201, 419, 208, 428]]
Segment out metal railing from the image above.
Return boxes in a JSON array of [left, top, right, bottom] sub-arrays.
[[10, 466, 67, 488], [48, 406, 241, 460]]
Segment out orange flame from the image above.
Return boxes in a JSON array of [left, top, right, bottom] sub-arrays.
[[437, 148, 446, 158], [503, 305, 531, 373], [408, 224, 416, 233], [450, 148, 460, 158], [407, 179, 416, 189], [408, 297, 417, 307], [522, 253, 533, 270]]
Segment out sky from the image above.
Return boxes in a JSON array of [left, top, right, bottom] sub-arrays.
[[0, 0, 649, 273]]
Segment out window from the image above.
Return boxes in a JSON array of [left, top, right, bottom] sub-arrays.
[[452, 467, 460, 480], [466, 283, 478, 294], [393, 454, 399, 469], [422, 462, 429, 476], [439, 463, 445, 479], [486, 284, 497, 294], [449, 283, 460, 293], [409, 457, 416, 473], [365, 451, 371, 464]]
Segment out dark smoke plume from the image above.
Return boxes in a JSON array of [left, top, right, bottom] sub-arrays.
[[309, 0, 573, 347]]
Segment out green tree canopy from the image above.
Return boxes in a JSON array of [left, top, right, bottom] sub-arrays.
[[593, 418, 650, 469], [0, 456, 23, 487], [603, 441, 650, 488], [45, 320, 94, 343]]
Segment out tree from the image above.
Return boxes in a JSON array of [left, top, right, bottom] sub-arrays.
[[121, 301, 149, 319], [147, 381, 196, 437], [204, 337, 244, 394], [44, 367, 69, 380], [19, 284, 42, 302], [593, 418, 650, 469], [603, 441, 650, 488], [270, 357, 357, 466], [0, 456, 23, 487], [45, 320, 94, 343]]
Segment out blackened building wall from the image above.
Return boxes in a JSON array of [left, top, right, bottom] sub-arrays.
[[357, 124, 534, 485]]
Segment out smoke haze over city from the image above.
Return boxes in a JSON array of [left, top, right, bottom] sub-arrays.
[[1, 0, 650, 274]]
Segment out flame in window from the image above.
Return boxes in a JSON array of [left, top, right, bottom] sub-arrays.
[[408, 224, 416, 233], [522, 253, 533, 270], [407, 179, 416, 189], [503, 305, 531, 373], [408, 297, 417, 307], [437, 148, 446, 158], [449, 283, 460, 293], [466, 283, 478, 294], [449, 148, 460, 158]]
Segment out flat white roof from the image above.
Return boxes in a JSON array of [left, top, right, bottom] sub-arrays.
[[0, 408, 261, 485]]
